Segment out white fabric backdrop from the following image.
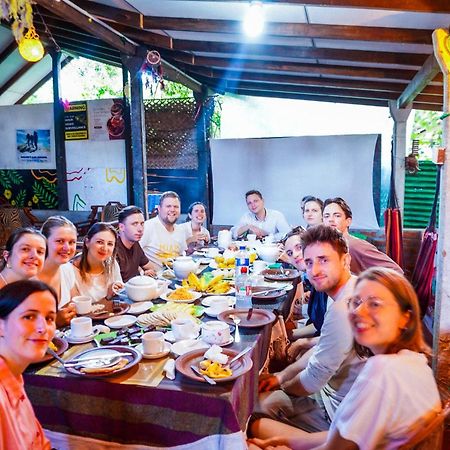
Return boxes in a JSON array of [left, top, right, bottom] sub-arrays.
[[211, 134, 380, 230]]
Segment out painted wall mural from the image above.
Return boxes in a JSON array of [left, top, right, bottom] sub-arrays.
[[0, 169, 58, 208]]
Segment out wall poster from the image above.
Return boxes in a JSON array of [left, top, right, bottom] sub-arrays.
[[64, 101, 89, 140], [16, 129, 51, 164]]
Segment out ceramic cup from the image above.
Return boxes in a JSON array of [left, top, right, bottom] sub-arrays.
[[171, 318, 200, 341], [252, 260, 268, 274], [142, 331, 165, 355], [70, 316, 93, 338], [72, 296, 92, 315], [208, 297, 230, 314], [201, 321, 231, 345]]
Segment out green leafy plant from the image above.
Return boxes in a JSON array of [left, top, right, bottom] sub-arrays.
[[0, 170, 23, 189], [14, 189, 26, 207], [411, 110, 443, 160], [32, 180, 58, 208]]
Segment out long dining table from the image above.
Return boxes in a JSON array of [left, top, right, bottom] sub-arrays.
[[24, 276, 298, 450]]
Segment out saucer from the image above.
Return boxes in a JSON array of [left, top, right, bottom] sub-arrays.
[[164, 330, 200, 343], [104, 315, 137, 329], [137, 342, 171, 359], [171, 339, 210, 357], [128, 301, 154, 315], [201, 336, 234, 347], [64, 328, 101, 344], [204, 306, 233, 318]]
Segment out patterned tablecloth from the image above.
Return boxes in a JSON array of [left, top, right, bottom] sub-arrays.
[[24, 320, 276, 449]]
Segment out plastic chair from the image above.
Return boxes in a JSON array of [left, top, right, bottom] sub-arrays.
[[399, 399, 450, 449]]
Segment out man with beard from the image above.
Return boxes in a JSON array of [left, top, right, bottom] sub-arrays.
[[140, 191, 187, 270], [116, 206, 158, 282], [253, 225, 365, 434]]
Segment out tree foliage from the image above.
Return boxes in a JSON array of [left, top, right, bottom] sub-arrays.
[[410, 110, 443, 159]]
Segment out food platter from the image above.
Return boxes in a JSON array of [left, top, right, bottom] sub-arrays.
[[261, 268, 301, 282], [175, 348, 253, 383], [80, 298, 130, 320], [218, 308, 276, 328], [64, 346, 141, 378], [160, 290, 202, 303]]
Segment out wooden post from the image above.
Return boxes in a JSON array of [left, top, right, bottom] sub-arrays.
[[432, 29, 450, 388], [388, 101, 412, 213], [50, 47, 69, 210], [121, 52, 148, 216]]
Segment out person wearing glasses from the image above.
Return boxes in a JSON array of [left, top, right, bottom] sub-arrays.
[[249, 267, 441, 449], [256, 225, 365, 433], [322, 197, 403, 275]]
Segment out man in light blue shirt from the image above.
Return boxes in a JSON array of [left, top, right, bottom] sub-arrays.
[[232, 190, 291, 242]]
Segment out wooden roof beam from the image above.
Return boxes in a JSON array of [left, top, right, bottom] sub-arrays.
[[187, 66, 443, 95], [397, 54, 441, 108], [71, 2, 433, 45], [171, 0, 450, 14], [35, 0, 138, 55]]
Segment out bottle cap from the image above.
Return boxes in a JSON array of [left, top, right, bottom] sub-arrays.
[[241, 267, 248, 274]]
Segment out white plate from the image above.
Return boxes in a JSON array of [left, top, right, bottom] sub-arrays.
[[201, 295, 236, 308], [74, 349, 122, 368], [204, 306, 234, 318], [64, 327, 101, 344], [136, 342, 172, 359], [164, 330, 200, 343], [199, 287, 235, 296], [200, 336, 234, 347], [160, 290, 202, 303], [104, 315, 137, 329], [171, 339, 210, 357], [128, 301, 154, 315], [210, 268, 235, 279]]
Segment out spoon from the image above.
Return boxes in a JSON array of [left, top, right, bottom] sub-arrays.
[[191, 364, 216, 385], [230, 314, 241, 343]]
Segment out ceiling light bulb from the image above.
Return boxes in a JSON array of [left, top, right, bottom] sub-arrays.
[[243, 1, 265, 38]]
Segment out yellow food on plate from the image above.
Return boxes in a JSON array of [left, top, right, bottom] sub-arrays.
[[48, 341, 58, 352], [214, 256, 235, 269], [199, 360, 232, 378], [167, 287, 195, 301], [182, 273, 231, 294]]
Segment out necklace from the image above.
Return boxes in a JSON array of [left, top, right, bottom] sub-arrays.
[[0, 272, 8, 286]]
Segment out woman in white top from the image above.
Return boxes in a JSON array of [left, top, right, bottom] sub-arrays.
[[0, 228, 46, 289], [39, 216, 77, 327], [72, 222, 123, 302], [249, 267, 442, 450], [178, 201, 210, 247]]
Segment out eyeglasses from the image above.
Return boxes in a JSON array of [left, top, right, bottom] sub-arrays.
[[347, 296, 386, 312]]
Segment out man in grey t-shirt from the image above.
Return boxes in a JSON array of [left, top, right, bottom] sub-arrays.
[[253, 225, 365, 434]]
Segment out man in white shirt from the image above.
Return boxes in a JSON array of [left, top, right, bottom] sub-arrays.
[[253, 225, 365, 434], [322, 197, 403, 275], [140, 191, 187, 269], [231, 190, 291, 241]]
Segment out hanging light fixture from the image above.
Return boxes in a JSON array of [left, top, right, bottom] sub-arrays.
[[18, 26, 44, 62], [243, 1, 265, 38]]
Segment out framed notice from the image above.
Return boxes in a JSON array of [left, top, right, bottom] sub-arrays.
[[16, 129, 51, 163], [64, 101, 88, 140]]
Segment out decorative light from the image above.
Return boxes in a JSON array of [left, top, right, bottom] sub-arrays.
[[18, 26, 44, 62], [243, 1, 265, 38]]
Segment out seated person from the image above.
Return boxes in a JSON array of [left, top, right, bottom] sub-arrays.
[[177, 201, 210, 247], [232, 190, 291, 242], [116, 206, 158, 282], [323, 197, 403, 275], [72, 222, 123, 302], [257, 225, 365, 433], [301, 196, 323, 228], [0, 280, 57, 449], [249, 268, 442, 450], [140, 191, 187, 269], [39, 216, 78, 327]]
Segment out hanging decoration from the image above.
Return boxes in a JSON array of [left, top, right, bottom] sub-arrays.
[[140, 50, 164, 95], [18, 25, 44, 62], [1, 0, 34, 43], [405, 139, 420, 175]]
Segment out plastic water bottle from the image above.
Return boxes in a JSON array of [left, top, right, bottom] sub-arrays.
[[235, 266, 252, 309], [235, 245, 250, 279]]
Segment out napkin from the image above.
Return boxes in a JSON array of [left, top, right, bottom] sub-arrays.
[[163, 359, 176, 380], [204, 345, 228, 365]]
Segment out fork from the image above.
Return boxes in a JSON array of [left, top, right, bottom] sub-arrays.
[[191, 364, 216, 385], [230, 314, 241, 343]]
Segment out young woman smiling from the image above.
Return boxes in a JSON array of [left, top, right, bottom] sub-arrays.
[[249, 267, 441, 450], [178, 201, 210, 247], [0, 280, 57, 449], [0, 228, 47, 289], [72, 222, 123, 302], [39, 216, 78, 327]]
